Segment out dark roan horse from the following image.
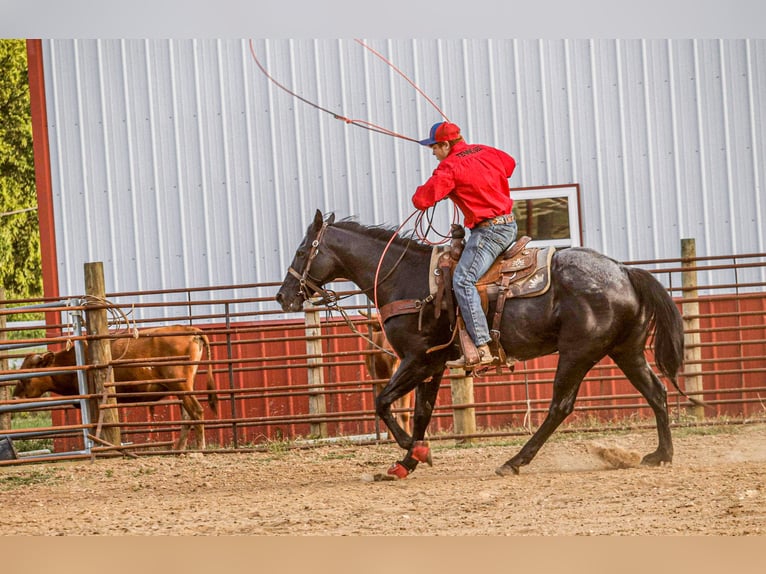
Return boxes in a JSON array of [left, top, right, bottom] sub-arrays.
[[276, 209, 688, 478]]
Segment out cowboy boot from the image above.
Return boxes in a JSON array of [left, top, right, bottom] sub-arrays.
[[447, 323, 480, 367], [446, 343, 497, 369]]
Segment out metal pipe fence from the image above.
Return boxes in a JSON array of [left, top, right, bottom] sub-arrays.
[[1, 250, 765, 465]]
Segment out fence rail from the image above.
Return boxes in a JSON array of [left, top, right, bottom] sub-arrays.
[[1, 247, 765, 465]]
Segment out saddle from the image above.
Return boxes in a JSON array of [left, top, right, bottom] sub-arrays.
[[434, 226, 555, 321], [377, 225, 555, 367], [433, 226, 555, 367]]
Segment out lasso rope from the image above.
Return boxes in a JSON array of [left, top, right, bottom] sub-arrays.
[[250, 40, 464, 345], [521, 363, 533, 435], [353, 39, 450, 123], [248, 39, 450, 145], [412, 203, 461, 245], [371, 210, 420, 333], [65, 296, 138, 362], [371, 203, 461, 333]]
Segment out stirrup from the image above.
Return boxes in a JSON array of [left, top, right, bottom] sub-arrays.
[[445, 356, 466, 369], [446, 345, 497, 369]]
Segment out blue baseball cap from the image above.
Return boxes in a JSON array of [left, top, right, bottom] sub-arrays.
[[419, 122, 461, 146]]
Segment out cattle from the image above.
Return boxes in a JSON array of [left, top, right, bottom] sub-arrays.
[[360, 312, 411, 432], [12, 325, 218, 450]]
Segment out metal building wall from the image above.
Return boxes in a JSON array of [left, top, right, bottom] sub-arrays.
[[39, 39, 766, 300]]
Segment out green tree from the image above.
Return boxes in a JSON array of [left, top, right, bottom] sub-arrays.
[[0, 39, 41, 300]]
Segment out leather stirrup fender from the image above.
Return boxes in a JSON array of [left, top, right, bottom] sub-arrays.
[[456, 317, 481, 366]]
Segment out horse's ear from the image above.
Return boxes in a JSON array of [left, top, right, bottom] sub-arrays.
[[327, 213, 335, 225], [313, 209, 323, 228]]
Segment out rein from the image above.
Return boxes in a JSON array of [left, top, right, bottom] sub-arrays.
[[290, 214, 458, 357], [289, 218, 410, 307], [288, 218, 409, 356], [330, 304, 397, 358]]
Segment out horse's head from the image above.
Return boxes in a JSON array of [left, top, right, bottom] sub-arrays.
[[12, 352, 57, 399], [276, 209, 337, 313]]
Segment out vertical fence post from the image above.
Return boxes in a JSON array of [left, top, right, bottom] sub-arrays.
[[304, 304, 328, 438], [681, 239, 705, 420], [70, 308, 94, 453], [450, 369, 476, 443], [83, 262, 122, 446], [224, 303, 240, 448], [0, 289, 10, 432]]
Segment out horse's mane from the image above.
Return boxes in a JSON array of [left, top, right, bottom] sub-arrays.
[[333, 217, 432, 253]]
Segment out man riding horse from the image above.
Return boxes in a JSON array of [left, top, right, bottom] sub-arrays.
[[277, 117, 689, 478], [412, 121, 517, 370]]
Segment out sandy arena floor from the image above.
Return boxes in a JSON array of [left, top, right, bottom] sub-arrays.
[[1, 423, 764, 535]]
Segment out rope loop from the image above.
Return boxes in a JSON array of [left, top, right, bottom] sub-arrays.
[[248, 39, 445, 145]]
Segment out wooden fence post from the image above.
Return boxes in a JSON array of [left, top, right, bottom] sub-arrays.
[[83, 262, 121, 446], [681, 239, 705, 420], [450, 369, 476, 443], [0, 289, 10, 431], [304, 304, 328, 438]]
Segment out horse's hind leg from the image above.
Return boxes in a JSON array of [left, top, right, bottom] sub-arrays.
[[496, 358, 591, 476], [611, 352, 673, 466]]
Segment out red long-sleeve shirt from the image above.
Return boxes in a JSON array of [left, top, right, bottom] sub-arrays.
[[412, 140, 516, 229]]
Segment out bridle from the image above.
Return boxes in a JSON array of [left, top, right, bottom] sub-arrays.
[[284, 217, 402, 358], [287, 220, 337, 305]]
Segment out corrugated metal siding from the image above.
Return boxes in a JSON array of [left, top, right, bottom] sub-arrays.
[[40, 39, 766, 301]]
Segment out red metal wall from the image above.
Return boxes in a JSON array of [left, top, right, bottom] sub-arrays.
[[696, 295, 766, 415], [51, 292, 766, 453]]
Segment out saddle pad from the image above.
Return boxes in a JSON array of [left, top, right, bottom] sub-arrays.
[[428, 245, 447, 296]]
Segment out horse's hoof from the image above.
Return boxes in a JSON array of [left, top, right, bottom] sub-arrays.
[[387, 461, 410, 479], [411, 441, 432, 466], [495, 463, 520, 477], [640, 452, 671, 467]]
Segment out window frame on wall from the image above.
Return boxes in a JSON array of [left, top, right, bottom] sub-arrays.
[[511, 184, 583, 248]]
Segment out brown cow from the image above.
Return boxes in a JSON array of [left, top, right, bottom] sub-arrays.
[[12, 325, 217, 450], [361, 313, 411, 432]]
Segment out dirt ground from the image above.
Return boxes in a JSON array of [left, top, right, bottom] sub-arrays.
[[1, 423, 765, 535]]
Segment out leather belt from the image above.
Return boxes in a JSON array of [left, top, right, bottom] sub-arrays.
[[476, 213, 515, 228]]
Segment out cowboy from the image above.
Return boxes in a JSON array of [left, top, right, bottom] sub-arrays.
[[412, 121, 517, 369]]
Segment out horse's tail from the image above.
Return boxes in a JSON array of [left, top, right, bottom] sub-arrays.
[[624, 267, 687, 389]]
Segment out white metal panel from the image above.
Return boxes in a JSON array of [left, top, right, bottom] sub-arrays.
[[41, 39, 766, 306]]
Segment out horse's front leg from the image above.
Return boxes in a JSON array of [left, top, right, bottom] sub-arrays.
[[374, 363, 420, 450], [387, 372, 444, 478], [375, 355, 438, 442]]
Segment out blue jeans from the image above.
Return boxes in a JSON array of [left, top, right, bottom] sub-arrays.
[[453, 221, 518, 346]]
